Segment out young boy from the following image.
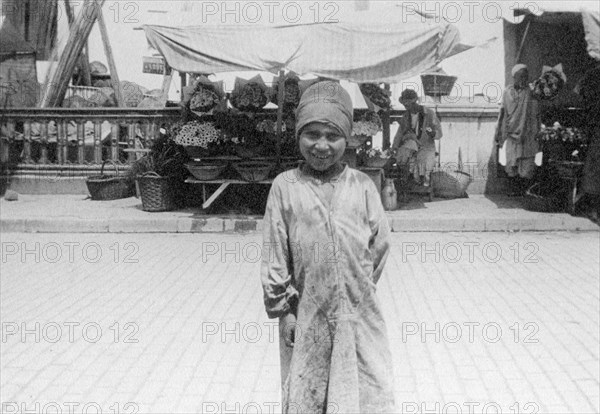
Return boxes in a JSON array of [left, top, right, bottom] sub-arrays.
[[261, 81, 395, 412]]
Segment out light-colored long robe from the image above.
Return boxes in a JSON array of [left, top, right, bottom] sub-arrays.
[[261, 164, 395, 413], [498, 85, 540, 178]]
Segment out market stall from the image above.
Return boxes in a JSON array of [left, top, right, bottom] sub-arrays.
[[141, 7, 472, 210], [503, 3, 600, 212]]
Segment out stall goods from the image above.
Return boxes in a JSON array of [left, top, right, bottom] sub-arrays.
[[359, 83, 391, 109], [230, 76, 270, 112], [86, 160, 135, 200]]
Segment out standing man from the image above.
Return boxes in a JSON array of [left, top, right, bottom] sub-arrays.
[[496, 64, 541, 195], [392, 89, 443, 186]]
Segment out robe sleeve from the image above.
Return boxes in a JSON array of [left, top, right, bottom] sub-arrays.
[[261, 180, 299, 319], [365, 180, 391, 284]]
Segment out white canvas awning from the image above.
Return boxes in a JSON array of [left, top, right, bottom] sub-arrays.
[[143, 8, 470, 83]]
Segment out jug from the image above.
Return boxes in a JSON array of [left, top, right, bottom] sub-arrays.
[[381, 178, 398, 211]]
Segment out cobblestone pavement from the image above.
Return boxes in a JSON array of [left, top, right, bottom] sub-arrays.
[[1, 232, 598, 414]]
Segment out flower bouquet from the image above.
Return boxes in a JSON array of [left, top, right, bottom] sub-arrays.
[[532, 64, 566, 101], [181, 75, 226, 115], [271, 73, 301, 110], [359, 147, 394, 168], [538, 122, 587, 162], [173, 120, 226, 158], [230, 75, 271, 112], [349, 111, 383, 147], [359, 83, 392, 109]]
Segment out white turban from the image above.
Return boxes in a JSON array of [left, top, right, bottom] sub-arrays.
[[511, 64, 528, 77]]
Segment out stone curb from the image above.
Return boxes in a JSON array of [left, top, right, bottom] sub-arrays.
[[2, 216, 597, 233]]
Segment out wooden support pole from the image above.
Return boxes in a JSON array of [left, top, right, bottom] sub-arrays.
[[275, 70, 285, 162], [65, 0, 92, 86], [97, 7, 124, 106], [516, 17, 531, 64], [160, 64, 173, 106], [382, 83, 391, 150], [180, 72, 187, 101], [40, 0, 106, 107]]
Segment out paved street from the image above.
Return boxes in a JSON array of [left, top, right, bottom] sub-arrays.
[[1, 232, 599, 413]]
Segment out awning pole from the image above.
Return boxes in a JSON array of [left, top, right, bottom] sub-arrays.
[[516, 17, 532, 63], [275, 70, 285, 162]]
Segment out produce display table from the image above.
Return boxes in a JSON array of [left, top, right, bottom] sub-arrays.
[[185, 177, 273, 209]]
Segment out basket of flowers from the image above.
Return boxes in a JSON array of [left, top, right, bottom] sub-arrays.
[[359, 83, 392, 109], [532, 65, 566, 101], [181, 75, 226, 115], [350, 111, 382, 148], [538, 122, 587, 163], [359, 147, 394, 168], [230, 75, 271, 112], [173, 120, 225, 159]]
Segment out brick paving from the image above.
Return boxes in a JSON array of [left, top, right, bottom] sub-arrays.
[[1, 232, 598, 413]]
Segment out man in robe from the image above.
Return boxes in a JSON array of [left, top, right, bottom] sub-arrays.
[[496, 64, 541, 195]]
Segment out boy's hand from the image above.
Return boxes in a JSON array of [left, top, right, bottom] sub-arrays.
[[280, 313, 297, 348]]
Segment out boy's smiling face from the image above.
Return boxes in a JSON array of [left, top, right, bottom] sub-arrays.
[[298, 122, 346, 171]]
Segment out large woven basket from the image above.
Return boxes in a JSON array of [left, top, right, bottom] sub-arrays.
[[136, 172, 180, 212], [431, 170, 472, 198], [86, 160, 135, 200], [234, 161, 275, 182]]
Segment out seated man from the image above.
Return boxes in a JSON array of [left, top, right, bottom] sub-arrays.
[[392, 89, 443, 186]]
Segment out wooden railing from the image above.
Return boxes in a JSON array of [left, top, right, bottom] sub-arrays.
[[0, 108, 181, 167]]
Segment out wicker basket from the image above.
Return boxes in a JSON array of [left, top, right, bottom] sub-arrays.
[[431, 170, 473, 198], [136, 172, 180, 212], [234, 161, 275, 182], [421, 74, 457, 97], [86, 160, 135, 200], [185, 161, 227, 181]]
